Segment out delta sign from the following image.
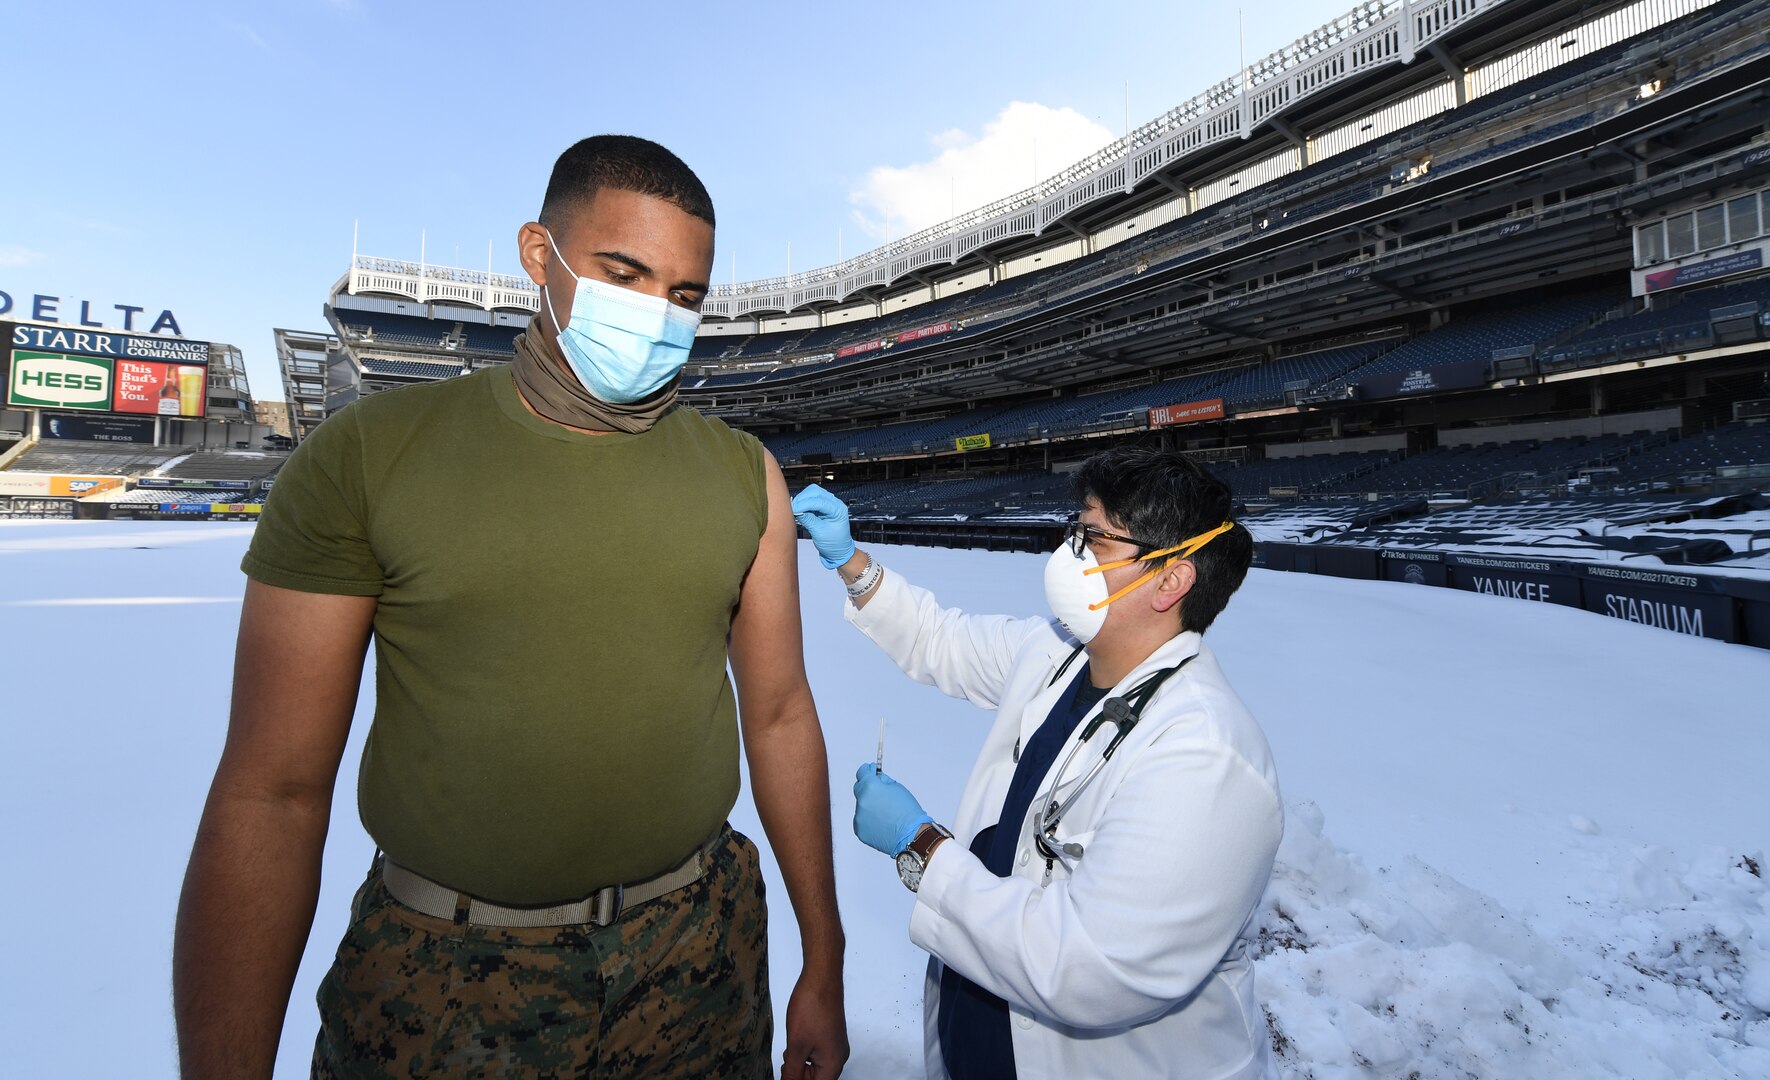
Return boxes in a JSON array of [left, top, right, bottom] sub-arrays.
[[0, 290, 182, 336]]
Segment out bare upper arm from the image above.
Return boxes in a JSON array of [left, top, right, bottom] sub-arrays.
[[215, 579, 377, 805], [728, 449, 812, 727]]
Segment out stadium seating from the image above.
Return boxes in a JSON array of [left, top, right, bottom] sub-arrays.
[[1542, 275, 1770, 368], [1316, 288, 1624, 394], [796, 470, 1078, 521], [160, 451, 289, 483], [6, 441, 188, 476], [334, 309, 457, 349], [1215, 452, 1397, 499], [458, 323, 523, 354], [1595, 422, 1770, 489], [1211, 343, 1394, 409], [360, 357, 468, 380], [1314, 435, 1643, 497], [681, 0, 1715, 398]]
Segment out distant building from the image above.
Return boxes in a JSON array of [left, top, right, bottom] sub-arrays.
[[272, 327, 339, 443], [253, 399, 294, 440]]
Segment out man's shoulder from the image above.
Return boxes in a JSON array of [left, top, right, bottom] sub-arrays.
[[352, 367, 494, 421], [663, 407, 767, 472], [668, 405, 761, 448], [1147, 641, 1279, 785]]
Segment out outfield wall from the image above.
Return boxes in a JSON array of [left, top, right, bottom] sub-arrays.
[[1256, 542, 1768, 649]]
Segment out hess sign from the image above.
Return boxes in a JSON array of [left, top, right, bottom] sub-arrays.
[[8, 352, 112, 409]]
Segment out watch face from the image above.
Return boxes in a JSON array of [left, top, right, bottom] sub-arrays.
[[896, 849, 923, 892]]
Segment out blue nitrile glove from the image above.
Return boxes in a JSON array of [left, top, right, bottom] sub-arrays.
[[853, 763, 934, 856], [791, 483, 857, 570]]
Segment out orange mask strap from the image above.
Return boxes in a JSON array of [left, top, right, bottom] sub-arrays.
[[1082, 521, 1234, 612]]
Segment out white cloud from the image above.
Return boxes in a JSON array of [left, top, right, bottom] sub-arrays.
[[849, 102, 1115, 242], [0, 245, 44, 268]]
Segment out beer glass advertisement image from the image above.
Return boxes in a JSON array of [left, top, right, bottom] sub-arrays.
[[113, 360, 207, 418]]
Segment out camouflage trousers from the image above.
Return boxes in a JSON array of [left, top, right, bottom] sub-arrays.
[[311, 824, 772, 1079]]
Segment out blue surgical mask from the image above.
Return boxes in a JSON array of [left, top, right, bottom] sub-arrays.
[[543, 229, 701, 404]]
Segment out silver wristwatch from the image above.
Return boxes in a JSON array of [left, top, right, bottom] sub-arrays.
[[896, 822, 953, 893]]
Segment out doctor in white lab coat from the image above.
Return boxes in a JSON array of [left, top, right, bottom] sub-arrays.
[[793, 446, 1283, 1080]]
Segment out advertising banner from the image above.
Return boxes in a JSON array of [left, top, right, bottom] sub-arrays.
[[7, 351, 113, 410], [1576, 564, 1737, 642], [209, 503, 263, 518], [6, 350, 205, 416], [1446, 553, 1581, 607], [40, 414, 155, 442], [8, 321, 208, 365], [137, 477, 251, 491], [954, 434, 992, 452], [108, 501, 262, 521], [0, 473, 122, 496], [1638, 245, 1766, 295], [1380, 549, 1448, 586], [897, 320, 953, 344], [1357, 359, 1489, 400], [1148, 398, 1226, 427], [836, 338, 890, 359], [0, 495, 76, 518], [111, 359, 208, 417]]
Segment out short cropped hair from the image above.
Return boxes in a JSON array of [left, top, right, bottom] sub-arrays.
[[538, 135, 716, 231], [1071, 445, 1253, 634]]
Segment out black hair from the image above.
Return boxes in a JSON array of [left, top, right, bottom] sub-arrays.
[[1071, 445, 1252, 634], [538, 135, 716, 231]]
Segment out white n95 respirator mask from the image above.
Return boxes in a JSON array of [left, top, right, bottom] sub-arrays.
[[1044, 544, 1111, 644], [543, 229, 701, 404]]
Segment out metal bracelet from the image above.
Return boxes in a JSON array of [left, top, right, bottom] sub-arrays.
[[845, 554, 883, 598]]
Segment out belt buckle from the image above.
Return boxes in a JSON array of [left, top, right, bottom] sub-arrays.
[[593, 883, 624, 926]]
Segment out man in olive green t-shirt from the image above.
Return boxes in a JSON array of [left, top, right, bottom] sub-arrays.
[[173, 136, 849, 1079]]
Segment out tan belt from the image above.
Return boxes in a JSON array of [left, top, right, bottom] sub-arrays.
[[381, 831, 719, 928]]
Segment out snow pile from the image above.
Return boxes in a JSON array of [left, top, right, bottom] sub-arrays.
[[1257, 802, 1770, 1078]]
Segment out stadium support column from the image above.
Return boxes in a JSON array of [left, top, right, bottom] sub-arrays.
[[1268, 116, 1311, 169], [1427, 43, 1468, 108]]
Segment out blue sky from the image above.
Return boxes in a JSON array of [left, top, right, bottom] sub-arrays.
[[4, 0, 1356, 396]]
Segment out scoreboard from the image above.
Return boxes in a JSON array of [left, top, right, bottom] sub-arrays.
[[2, 321, 209, 419]]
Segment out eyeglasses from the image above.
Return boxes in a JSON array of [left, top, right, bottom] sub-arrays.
[[1062, 514, 1159, 558], [1062, 515, 1237, 612]]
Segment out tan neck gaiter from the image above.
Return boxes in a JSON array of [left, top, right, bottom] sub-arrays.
[[509, 316, 679, 435]]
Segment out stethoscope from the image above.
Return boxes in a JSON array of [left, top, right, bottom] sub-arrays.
[[1031, 644, 1193, 865]]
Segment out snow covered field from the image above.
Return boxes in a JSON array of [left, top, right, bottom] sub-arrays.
[[4, 520, 1767, 1078]]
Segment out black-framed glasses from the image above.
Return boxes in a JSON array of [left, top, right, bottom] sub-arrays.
[[1062, 513, 1159, 558]]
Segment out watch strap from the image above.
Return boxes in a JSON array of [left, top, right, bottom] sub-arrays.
[[907, 822, 951, 861]]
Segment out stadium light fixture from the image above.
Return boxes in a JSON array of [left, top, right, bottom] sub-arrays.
[[1637, 79, 1662, 100]]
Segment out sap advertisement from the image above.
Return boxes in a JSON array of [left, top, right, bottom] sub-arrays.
[[2, 322, 208, 418]]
